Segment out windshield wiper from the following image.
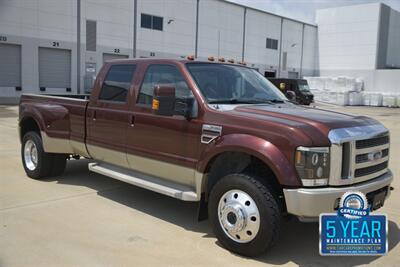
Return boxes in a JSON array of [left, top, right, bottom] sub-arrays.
[[208, 98, 285, 104], [208, 98, 260, 104], [266, 99, 285, 103]]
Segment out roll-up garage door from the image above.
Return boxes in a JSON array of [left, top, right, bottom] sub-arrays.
[[102, 53, 129, 63], [39, 47, 71, 89], [0, 43, 21, 87]]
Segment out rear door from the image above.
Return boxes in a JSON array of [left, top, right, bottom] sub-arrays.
[[86, 63, 137, 168]]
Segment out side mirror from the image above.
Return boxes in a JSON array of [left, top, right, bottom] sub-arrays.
[[286, 90, 296, 101], [152, 84, 176, 116]]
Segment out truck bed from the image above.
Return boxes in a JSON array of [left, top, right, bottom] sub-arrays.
[[19, 93, 90, 157]]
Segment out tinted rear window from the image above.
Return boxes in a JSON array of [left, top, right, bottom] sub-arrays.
[[99, 64, 136, 102]]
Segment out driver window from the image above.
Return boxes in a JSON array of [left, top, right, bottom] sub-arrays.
[[137, 64, 192, 106]]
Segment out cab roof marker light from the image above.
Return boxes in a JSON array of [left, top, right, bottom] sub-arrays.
[[208, 56, 215, 62], [187, 55, 195, 60]]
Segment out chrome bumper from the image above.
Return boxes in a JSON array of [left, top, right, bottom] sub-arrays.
[[283, 170, 393, 222]]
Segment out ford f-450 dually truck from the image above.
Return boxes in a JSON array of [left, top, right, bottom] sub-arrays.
[[19, 58, 393, 256]]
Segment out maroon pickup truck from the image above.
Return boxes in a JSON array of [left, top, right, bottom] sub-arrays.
[[19, 58, 393, 256]]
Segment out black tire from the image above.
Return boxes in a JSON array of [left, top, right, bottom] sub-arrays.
[[208, 173, 281, 257], [21, 131, 67, 179]]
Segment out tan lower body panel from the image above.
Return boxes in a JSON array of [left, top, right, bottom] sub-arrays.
[[89, 162, 200, 201], [126, 153, 196, 188], [86, 144, 130, 169], [70, 140, 90, 158], [41, 131, 89, 157], [87, 143, 199, 189], [41, 131, 74, 154], [41, 134, 203, 195]]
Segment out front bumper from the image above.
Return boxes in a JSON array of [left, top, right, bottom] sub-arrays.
[[283, 170, 393, 222]]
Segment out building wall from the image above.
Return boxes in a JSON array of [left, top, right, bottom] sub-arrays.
[[136, 0, 196, 58], [82, 0, 135, 91], [198, 0, 244, 60], [302, 25, 319, 76], [316, 3, 400, 92], [373, 70, 400, 93], [316, 3, 381, 73], [0, 0, 318, 102], [244, 9, 281, 75], [386, 8, 400, 68], [0, 0, 78, 99], [280, 19, 303, 78]]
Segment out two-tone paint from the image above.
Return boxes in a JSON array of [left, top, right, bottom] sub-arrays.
[[18, 59, 390, 206]]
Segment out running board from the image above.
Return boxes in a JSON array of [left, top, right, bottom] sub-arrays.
[[88, 162, 199, 201]]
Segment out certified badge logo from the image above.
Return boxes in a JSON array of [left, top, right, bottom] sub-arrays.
[[338, 191, 369, 219], [320, 191, 388, 256]]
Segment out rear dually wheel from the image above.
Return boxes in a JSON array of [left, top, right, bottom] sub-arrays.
[[21, 131, 67, 179]]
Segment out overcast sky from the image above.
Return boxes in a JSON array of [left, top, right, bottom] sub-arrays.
[[228, 0, 400, 24]]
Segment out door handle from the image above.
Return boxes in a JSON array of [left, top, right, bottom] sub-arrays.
[[129, 114, 135, 127], [93, 111, 96, 121]]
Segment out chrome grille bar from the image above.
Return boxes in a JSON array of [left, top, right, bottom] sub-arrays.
[[328, 124, 390, 186]]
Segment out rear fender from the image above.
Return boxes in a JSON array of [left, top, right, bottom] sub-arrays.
[[21, 103, 69, 137], [20, 103, 72, 153], [19, 104, 46, 134]]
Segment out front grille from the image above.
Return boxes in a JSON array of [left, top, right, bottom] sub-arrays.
[[352, 134, 390, 181], [356, 135, 389, 149], [354, 161, 388, 177], [340, 133, 390, 183], [356, 148, 389, 164]]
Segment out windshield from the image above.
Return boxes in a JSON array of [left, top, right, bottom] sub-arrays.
[[298, 83, 310, 92], [186, 63, 287, 104]]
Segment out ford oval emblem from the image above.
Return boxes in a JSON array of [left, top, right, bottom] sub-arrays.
[[368, 150, 383, 161]]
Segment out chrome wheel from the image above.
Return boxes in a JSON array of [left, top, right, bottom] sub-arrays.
[[24, 139, 38, 171], [218, 189, 260, 243]]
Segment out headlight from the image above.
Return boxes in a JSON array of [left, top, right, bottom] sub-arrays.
[[295, 146, 330, 186]]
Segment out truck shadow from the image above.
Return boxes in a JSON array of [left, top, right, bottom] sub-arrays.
[[50, 159, 400, 266], [252, 219, 400, 266]]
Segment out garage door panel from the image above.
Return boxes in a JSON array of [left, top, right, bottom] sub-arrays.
[[0, 44, 21, 87], [39, 47, 71, 88]]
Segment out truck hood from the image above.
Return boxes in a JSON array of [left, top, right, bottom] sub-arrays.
[[226, 103, 379, 144]]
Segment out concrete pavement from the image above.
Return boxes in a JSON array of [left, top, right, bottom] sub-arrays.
[[0, 104, 399, 266]]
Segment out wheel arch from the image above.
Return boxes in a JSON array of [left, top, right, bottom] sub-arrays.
[[197, 134, 301, 189], [19, 116, 43, 142], [196, 134, 301, 220]]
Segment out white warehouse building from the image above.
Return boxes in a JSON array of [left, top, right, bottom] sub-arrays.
[[0, 1, 399, 104], [0, 0, 318, 103], [317, 3, 400, 93]]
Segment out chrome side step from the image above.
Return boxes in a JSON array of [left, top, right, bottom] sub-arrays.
[[88, 162, 199, 201]]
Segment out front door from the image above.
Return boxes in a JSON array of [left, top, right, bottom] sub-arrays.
[[126, 63, 201, 187], [86, 64, 137, 168]]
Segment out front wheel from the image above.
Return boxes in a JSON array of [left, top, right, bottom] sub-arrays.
[[21, 131, 67, 179], [208, 174, 281, 257]]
